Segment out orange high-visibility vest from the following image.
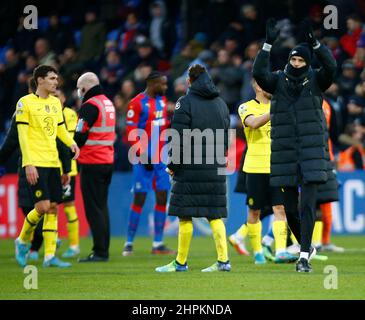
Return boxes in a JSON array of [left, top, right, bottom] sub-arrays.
[[322, 99, 334, 161], [338, 145, 365, 171]]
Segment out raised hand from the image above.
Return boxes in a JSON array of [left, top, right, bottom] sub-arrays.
[[265, 18, 280, 45]]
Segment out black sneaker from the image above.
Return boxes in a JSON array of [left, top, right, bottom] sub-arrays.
[[296, 258, 312, 273], [78, 253, 108, 263]]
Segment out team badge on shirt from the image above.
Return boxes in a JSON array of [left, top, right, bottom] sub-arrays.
[[175, 102, 181, 110]]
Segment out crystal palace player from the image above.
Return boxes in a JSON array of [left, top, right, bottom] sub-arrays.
[[122, 71, 175, 256]]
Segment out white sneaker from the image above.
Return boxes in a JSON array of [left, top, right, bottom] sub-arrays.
[[286, 243, 300, 255], [321, 243, 345, 253], [228, 234, 250, 256]]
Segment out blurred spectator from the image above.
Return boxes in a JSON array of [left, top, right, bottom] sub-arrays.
[[210, 49, 243, 113], [170, 43, 194, 80], [113, 93, 131, 171], [340, 14, 363, 58], [172, 77, 188, 102], [240, 41, 260, 102], [346, 83, 365, 127], [43, 13, 75, 54], [59, 46, 84, 94], [149, 1, 176, 59], [11, 16, 39, 57], [78, 8, 107, 66], [325, 83, 345, 133], [127, 38, 160, 74], [120, 79, 136, 101], [34, 38, 56, 66], [117, 12, 147, 54], [0, 48, 20, 130], [100, 50, 125, 99], [337, 60, 359, 100]]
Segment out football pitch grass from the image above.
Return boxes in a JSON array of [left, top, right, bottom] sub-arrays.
[[0, 236, 364, 300]]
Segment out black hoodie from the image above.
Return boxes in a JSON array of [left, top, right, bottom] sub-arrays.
[[167, 71, 230, 219]]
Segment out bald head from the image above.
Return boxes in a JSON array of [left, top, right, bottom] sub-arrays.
[[77, 72, 100, 95]]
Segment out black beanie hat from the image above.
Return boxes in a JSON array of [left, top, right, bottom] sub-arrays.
[[288, 43, 312, 65]]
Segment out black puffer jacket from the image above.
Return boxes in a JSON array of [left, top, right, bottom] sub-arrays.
[[168, 72, 230, 218], [253, 44, 337, 187]]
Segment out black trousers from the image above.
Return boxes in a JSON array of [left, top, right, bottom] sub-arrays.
[[283, 183, 318, 253], [21, 207, 43, 251], [80, 164, 113, 258]]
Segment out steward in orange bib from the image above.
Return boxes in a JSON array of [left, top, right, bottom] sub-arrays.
[[74, 72, 116, 262]]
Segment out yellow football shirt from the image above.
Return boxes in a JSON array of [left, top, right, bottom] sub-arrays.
[[62, 106, 78, 176], [238, 99, 271, 173], [15, 93, 75, 168]]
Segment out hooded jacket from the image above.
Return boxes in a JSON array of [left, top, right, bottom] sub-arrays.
[[168, 72, 230, 218]]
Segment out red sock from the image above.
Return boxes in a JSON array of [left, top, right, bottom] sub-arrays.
[[320, 202, 332, 245]]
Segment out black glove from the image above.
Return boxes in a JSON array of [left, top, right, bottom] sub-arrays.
[[265, 18, 280, 45], [301, 18, 319, 47]]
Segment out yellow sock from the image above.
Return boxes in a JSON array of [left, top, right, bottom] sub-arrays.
[[176, 219, 193, 265], [247, 221, 262, 253], [312, 221, 323, 247], [272, 220, 287, 254], [64, 205, 79, 247], [210, 219, 228, 262], [19, 208, 42, 242], [43, 213, 58, 258], [290, 231, 299, 244], [237, 223, 248, 239]]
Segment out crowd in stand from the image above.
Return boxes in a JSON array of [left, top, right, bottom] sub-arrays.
[[1, 0, 365, 172]]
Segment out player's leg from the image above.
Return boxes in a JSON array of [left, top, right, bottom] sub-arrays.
[[151, 163, 174, 254], [228, 221, 250, 256], [122, 192, 147, 256], [62, 177, 80, 258], [201, 218, 231, 272], [123, 163, 152, 255], [151, 190, 175, 254], [155, 217, 191, 272], [43, 168, 71, 267], [271, 204, 297, 263], [312, 206, 323, 249], [320, 202, 344, 252], [296, 183, 318, 273], [15, 168, 48, 267], [246, 173, 267, 264], [20, 207, 43, 261]]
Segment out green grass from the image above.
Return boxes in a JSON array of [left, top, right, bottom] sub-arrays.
[[0, 236, 364, 300]]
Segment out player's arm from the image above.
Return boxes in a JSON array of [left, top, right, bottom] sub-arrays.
[[57, 138, 71, 174], [125, 99, 142, 145], [15, 100, 32, 166], [301, 18, 337, 92], [15, 100, 39, 185], [238, 104, 270, 129], [57, 121, 79, 160], [74, 103, 99, 147], [244, 113, 270, 129], [252, 18, 279, 94]]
